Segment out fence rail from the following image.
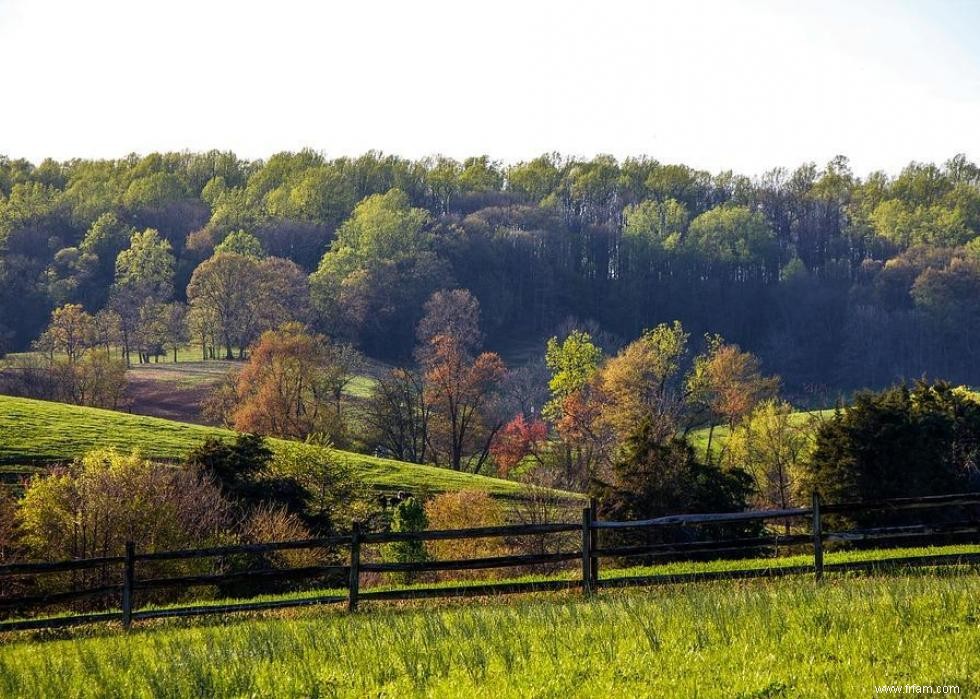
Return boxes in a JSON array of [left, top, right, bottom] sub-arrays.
[[2, 491, 980, 633]]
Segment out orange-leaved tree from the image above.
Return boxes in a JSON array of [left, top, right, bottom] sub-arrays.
[[228, 322, 357, 441], [423, 334, 506, 472]]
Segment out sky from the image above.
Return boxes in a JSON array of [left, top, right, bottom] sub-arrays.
[[0, 0, 978, 177]]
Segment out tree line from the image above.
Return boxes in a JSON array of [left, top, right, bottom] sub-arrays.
[[2, 151, 980, 394]]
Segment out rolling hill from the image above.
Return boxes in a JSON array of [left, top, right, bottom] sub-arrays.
[[0, 395, 561, 499]]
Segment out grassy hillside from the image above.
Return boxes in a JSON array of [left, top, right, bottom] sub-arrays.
[[1, 569, 977, 697], [0, 395, 550, 499]]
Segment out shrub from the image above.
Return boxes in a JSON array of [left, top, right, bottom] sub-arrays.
[[271, 440, 379, 533], [16, 449, 233, 606], [593, 419, 756, 552], [805, 381, 980, 523], [424, 490, 506, 580], [382, 497, 428, 583]]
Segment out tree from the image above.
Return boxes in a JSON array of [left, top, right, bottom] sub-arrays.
[[183, 434, 275, 507], [114, 228, 175, 300], [490, 414, 548, 477], [725, 400, 816, 516], [111, 229, 176, 364], [310, 188, 448, 355], [363, 368, 431, 463], [597, 321, 689, 445], [381, 497, 428, 583], [423, 334, 507, 472], [227, 323, 354, 441], [686, 335, 781, 462], [543, 330, 602, 421], [542, 330, 607, 487], [34, 304, 96, 363], [272, 440, 377, 532], [416, 288, 484, 357], [805, 382, 980, 510], [594, 420, 755, 547], [186, 252, 260, 359], [215, 229, 265, 258], [161, 302, 188, 362]]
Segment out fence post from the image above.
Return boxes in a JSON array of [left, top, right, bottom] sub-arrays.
[[122, 541, 135, 629], [811, 492, 823, 583], [581, 506, 593, 595], [589, 498, 599, 587], [348, 523, 361, 612]]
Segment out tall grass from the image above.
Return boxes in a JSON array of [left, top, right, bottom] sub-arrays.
[[1, 571, 978, 697]]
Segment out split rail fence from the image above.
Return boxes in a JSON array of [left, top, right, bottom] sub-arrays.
[[2, 491, 980, 632]]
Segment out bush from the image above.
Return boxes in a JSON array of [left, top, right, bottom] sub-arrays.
[[805, 381, 980, 522], [271, 441, 379, 533], [593, 419, 756, 552], [424, 490, 506, 580], [16, 449, 233, 607], [382, 497, 428, 583], [0, 488, 18, 562]]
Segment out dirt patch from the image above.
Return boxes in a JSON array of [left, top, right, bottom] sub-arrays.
[[123, 361, 235, 424]]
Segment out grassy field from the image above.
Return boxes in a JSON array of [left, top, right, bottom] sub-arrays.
[[1, 567, 978, 697], [0, 395, 545, 498]]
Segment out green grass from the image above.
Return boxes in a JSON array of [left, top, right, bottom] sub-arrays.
[[10, 542, 978, 632], [0, 395, 551, 498], [1, 567, 978, 697]]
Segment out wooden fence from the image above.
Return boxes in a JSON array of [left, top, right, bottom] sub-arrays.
[[2, 491, 980, 633]]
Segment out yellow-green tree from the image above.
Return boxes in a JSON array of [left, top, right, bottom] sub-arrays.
[[725, 400, 817, 514]]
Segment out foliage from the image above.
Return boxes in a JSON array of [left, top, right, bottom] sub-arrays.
[[416, 288, 484, 357], [182, 433, 274, 500], [724, 400, 817, 511], [804, 381, 980, 509], [490, 414, 548, 477], [422, 335, 507, 472], [594, 419, 755, 547], [224, 323, 356, 441], [423, 490, 507, 579], [4, 149, 980, 398], [271, 440, 379, 533], [17, 448, 230, 564], [363, 367, 431, 463], [214, 230, 265, 258], [310, 188, 447, 355], [596, 321, 689, 444], [381, 496, 429, 583], [542, 330, 602, 421]]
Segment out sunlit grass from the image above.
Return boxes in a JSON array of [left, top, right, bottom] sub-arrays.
[[0, 395, 546, 498], [1, 569, 978, 697]]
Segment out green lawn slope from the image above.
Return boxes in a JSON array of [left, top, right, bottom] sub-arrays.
[[0, 395, 558, 499]]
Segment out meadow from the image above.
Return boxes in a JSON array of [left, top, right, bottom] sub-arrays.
[[0, 395, 541, 498], [1, 569, 977, 697]]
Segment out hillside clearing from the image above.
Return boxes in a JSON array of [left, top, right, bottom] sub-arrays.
[[0, 395, 549, 499]]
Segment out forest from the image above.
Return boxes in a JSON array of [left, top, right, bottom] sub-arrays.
[[1, 150, 979, 399]]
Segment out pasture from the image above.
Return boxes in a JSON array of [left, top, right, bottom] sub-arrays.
[[1, 570, 977, 697], [0, 395, 538, 498]]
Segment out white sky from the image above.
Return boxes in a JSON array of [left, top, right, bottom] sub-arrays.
[[0, 0, 978, 176]]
